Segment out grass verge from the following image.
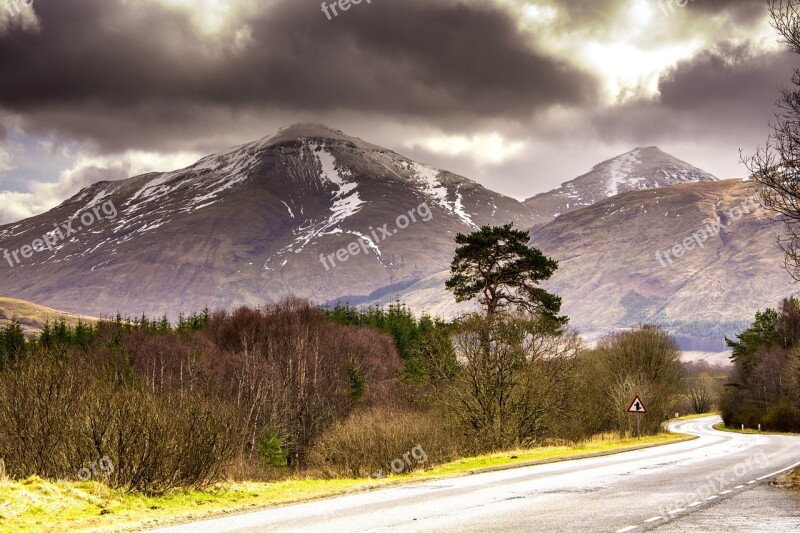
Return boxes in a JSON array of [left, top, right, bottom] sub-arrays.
[[0, 432, 692, 532], [712, 422, 800, 436], [673, 412, 718, 421]]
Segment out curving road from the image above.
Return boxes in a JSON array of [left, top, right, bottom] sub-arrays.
[[151, 416, 800, 532]]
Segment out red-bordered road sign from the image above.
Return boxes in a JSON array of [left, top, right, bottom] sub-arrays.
[[627, 396, 647, 413]]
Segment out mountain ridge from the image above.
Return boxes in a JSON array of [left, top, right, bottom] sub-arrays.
[[0, 125, 778, 357], [525, 146, 718, 222], [0, 124, 536, 319]]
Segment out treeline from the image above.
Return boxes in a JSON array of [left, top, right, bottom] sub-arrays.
[[0, 298, 702, 493], [658, 320, 753, 352], [324, 302, 458, 389], [721, 297, 800, 432], [0, 299, 401, 492], [309, 311, 689, 472]]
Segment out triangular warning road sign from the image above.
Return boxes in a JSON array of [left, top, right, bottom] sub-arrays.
[[627, 396, 647, 413]]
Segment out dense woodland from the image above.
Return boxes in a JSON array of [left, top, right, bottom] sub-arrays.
[[0, 296, 712, 494]]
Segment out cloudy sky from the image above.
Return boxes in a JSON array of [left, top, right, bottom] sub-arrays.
[[0, 0, 792, 224]]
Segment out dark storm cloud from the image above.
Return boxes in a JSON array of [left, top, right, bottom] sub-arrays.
[[591, 43, 795, 143], [659, 43, 792, 111], [0, 0, 597, 151]]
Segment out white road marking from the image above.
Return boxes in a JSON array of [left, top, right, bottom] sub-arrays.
[[668, 508, 685, 514], [734, 485, 744, 489], [644, 516, 662, 523], [747, 480, 756, 484], [616, 527, 638, 533], [706, 495, 718, 500], [688, 502, 701, 507], [757, 459, 800, 481], [720, 490, 732, 495]]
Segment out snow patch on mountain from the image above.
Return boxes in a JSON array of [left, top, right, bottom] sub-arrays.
[[607, 149, 642, 196], [412, 162, 448, 203], [261, 143, 368, 270], [314, 144, 365, 224], [525, 146, 718, 221], [411, 163, 477, 228]]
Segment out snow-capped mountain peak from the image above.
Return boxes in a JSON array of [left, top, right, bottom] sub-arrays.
[[0, 124, 535, 319], [525, 146, 717, 220]]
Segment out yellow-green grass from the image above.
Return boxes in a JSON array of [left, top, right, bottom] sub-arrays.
[[0, 432, 692, 532], [0, 297, 96, 330], [423, 432, 691, 476], [673, 412, 718, 421], [713, 422, 800, 436]]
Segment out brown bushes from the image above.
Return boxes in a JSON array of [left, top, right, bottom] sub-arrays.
[[572, 326, 684, 438], [0, 350, 88, 480], [0, 351, 237, 492], [306, 408, 462, 478], [0, 298, 695, 492], [0, 298, 404, 491]]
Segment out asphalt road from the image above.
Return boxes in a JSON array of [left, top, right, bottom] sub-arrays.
[[151, 416, 800, 532]]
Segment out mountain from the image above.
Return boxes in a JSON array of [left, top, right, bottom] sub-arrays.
[[0, 124, 537, 319], [531, 178, 792, 350], [374, 179, 793, 354], [525, 146, 718, 221], [1, 127, 790, 356]]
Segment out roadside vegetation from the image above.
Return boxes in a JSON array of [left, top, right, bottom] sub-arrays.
[[0, 432, 690, 533], [742, 0, 800, 493], [720, 297, 800, 433], [0, 224, 719, 529]]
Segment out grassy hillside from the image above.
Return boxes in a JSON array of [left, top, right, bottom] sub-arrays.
[[0, 297, 96, 335]]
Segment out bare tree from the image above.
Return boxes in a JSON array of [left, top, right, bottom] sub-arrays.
[[448, 313, 582, 451], [744, 0, 800, 279], [686, 375, 718, 414]]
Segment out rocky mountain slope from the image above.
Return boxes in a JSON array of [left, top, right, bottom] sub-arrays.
[[0, 124, 537, 319], [1, 126, 787, 354], [525, 146, 718, 222], [376, 179, 794, 352]]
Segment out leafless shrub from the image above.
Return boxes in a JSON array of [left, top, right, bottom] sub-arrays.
[[574, 326, 683, 437], [0, 350, 85, 479], [306, 408, 462, 478]]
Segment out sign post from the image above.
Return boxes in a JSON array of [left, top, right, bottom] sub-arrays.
[[627, 396, 647, 439]]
